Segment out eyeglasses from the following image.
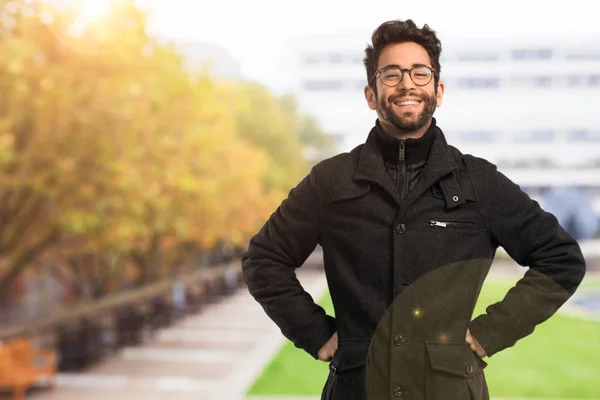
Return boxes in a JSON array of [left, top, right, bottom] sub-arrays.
[[372, 65, 436, 87]]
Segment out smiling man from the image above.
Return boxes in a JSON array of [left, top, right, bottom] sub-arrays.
[[366, 41, 441, 139], [242, 20, 586, 400]]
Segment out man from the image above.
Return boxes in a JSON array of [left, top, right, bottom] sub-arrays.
[[242, 19, 586, 400]]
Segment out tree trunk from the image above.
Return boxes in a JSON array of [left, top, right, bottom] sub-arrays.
[[0, 229, 59, 298]]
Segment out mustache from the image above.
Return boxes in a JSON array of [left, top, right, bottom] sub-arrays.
[[389, 92, 428, 103]]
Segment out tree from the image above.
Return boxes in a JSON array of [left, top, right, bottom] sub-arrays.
[[0, 0, 320, 300]]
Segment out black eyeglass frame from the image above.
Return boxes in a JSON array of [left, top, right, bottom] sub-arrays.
[[371, 65, 437, 87]]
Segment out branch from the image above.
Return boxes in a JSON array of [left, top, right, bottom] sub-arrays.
[[2, 191, 46, 253], [0, 228, 60, 298]]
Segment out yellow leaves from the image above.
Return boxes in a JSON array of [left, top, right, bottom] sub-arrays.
[[39, 76, 54, 91], [0, 0, 316, 289], [6, 58, 22, 74], [57, 158, 75, 173], [128, 82, 143, 96]]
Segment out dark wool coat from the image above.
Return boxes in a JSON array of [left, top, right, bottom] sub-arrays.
[[242, 119, 586, 400]]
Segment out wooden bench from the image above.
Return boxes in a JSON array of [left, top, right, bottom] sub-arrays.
[[0, 338, 57, 400]]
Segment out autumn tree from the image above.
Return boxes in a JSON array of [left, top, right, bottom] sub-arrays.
[[0, 0, 326, 300]]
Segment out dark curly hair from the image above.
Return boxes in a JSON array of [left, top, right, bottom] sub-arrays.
[[364, 19, 442, 92]]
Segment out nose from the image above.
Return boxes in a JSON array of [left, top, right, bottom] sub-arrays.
[[397, 70, 416, 91]]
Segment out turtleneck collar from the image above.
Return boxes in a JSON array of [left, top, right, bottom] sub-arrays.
[[375, 118, 437, 165]]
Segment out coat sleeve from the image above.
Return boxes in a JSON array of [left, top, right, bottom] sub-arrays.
[[241, 164, 336, 359], [468, 163, 586, 357]]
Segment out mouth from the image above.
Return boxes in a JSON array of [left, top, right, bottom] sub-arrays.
[[392, 98, 423, 107]]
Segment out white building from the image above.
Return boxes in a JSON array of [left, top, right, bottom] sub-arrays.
[[277, 33, 600, 214], [172, 39, 242, 80]]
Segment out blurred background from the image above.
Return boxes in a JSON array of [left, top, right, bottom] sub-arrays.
[[0, 0, 598, 399]]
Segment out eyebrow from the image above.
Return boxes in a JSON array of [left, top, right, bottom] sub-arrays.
[[381, 63, 431, 69]]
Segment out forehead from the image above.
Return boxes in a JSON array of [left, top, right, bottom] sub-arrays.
[[378, 42, 431, 68]]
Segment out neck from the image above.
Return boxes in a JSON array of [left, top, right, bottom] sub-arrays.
[[379, 118, 432, 140]]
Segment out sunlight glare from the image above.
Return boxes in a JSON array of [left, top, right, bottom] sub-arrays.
[[79, 0, 112, 22]]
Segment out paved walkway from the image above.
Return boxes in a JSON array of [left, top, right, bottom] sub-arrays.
[[26, 268, 328, 400]]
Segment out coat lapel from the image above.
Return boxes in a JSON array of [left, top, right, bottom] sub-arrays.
[[353, 124, 461, 213], [353, 127, 402, 206]]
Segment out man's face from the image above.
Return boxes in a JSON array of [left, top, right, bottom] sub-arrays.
[[365, 42, 444, 134]]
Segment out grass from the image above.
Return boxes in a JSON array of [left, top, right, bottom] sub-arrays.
[[247, 276, 600, 398]]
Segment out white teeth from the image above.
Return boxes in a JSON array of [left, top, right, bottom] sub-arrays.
[[394, 101, 420, 106]]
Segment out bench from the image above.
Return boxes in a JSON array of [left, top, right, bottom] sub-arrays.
[[0, 338, 57, 399]]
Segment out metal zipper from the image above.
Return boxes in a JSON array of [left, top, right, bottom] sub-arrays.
[[399, 141, 406, 201], [428, 220, 475, 228]]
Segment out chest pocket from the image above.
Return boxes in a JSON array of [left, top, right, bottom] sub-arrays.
[[399, 174, 489, 285], [428, 174, 485, 230], [419, 172, 486, 233]]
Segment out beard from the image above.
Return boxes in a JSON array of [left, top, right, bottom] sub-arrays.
[[377, 90, 437, 132]]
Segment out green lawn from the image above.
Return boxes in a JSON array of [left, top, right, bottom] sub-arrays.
[[248, 276, 600, 398]]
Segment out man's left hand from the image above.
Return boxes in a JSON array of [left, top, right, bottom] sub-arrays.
[[466, 328, 487, 359]]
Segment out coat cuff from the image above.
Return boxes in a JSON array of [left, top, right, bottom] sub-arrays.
[[304, 315, 337, 359]]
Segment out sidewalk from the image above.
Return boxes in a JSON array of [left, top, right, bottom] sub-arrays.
[[26, 268, 329, 400]]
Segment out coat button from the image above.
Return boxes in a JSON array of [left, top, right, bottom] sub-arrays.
[[465, 364, 474, 375], [394, 335, 407, 346], [393, 386, 405, 397], [395, 223, 407, 234]]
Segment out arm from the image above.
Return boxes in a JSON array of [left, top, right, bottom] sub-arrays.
[[241, 165, 336, 359], [468, 164, 586, 357]]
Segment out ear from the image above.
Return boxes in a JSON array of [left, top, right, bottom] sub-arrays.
[[364, 85, 377, 110], [435, 80, 445, 107]]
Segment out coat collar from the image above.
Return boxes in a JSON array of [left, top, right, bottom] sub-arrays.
[[375, 119, 437, 166], [354, 118, 460, 208]]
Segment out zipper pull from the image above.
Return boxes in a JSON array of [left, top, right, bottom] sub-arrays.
[[429, 220, 447, 228], [398, 141, 405, 163]]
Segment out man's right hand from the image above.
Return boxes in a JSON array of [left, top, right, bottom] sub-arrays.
[[317, 332, 338, 361]]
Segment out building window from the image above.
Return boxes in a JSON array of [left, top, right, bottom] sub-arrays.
[[515, 130, 556, 142], [457, 131, 497, 142], [533, 76, 553, 87], [303, 80, 345, 91], [457, 77, 500, 88], [511, 48, 553, 60], [565, 50, 600, 60], [511, 75, 567, 88], [567, 130, 600, 141], [567, 75, 600, 87], [456, 52, 499, 61], [568, 75, 585, 86]]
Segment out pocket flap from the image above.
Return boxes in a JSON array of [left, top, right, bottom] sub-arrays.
[[426, 342, 487, 378]]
